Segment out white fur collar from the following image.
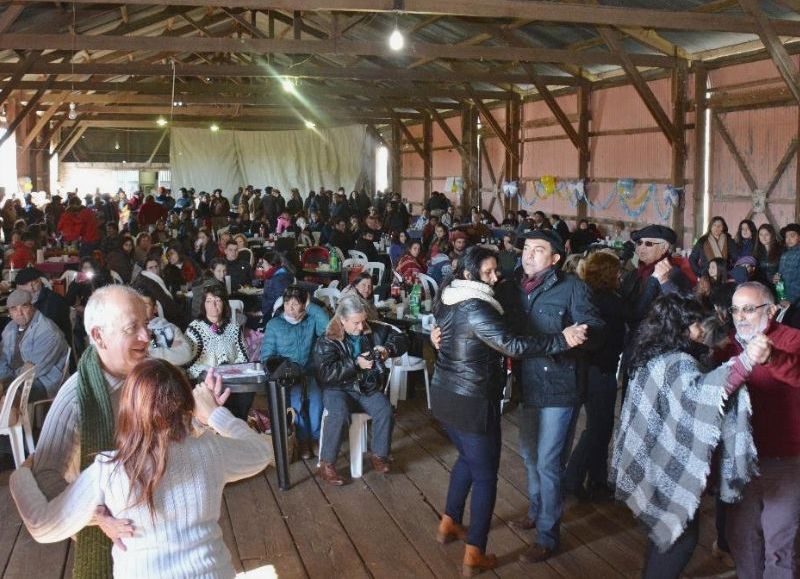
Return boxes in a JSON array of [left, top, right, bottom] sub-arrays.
[[441, 279, 504, 314]]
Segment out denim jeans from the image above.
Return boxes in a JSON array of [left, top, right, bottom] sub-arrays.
[[290, 377, 323, 442], [517, 404, 577, 550], [564, 366, 618, 491], [443, 406, 502, 552], [319, 388, 394, 463]]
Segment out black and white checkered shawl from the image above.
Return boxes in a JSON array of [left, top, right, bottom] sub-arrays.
[[610, 352, 758, 551]]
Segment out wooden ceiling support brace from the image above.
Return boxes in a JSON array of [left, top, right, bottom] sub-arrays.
[[146, 128, 169, 164], [468, 86, 518, 160], [0, 80, 51, 149], [19, 93, 67, 153], [521, 62, 582, 152], [0, 51, 41, 110], [426, 100, 466, 157], [58, 124, 88, 162]]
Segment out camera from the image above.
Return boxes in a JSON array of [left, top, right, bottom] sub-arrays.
[[362, 347, 387, 376]]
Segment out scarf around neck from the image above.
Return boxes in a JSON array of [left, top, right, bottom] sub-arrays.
[[74, 346, 116, 579], [441, 279, 504, 314]]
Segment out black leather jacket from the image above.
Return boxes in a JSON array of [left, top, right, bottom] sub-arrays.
[[431, 284, 568, 403], [313, 318, 408, 394]]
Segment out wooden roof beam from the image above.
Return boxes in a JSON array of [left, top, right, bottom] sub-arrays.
[[424, 99, 466, 156], [0, 4, 25, 34], [598, 27, 677, 144], [391, 113, 426, 161], [0, 79, 51, 148], [467, 85, 518, 159], [0, 51, 41, 109], [19, 93, 68, 152], [0, 33, 676, 68], [11, 0, 800, 35], [739, 0, 800, 105], [520, 63, 582, 151]]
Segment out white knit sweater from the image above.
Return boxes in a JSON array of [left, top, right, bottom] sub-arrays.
[[11, 407, 272, 579]]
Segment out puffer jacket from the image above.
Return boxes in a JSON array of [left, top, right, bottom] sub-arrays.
[[261, 303, 329, 372], [313, 318, 407, 394], [432, 279, 569, 433], [500, 267, 605, 408]]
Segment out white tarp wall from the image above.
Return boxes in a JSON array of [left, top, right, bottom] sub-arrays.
[[169, 124, 372, 198]]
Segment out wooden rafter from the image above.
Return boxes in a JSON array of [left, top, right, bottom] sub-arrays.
[[146, 128, 169, 163], [12, 0, 800, 35], [520, 62, 582, 151], [712, 110, 759, 191], [0, 51, 41, 109], [58, 125, 89, 161], [598, 27, 677, 144], [391, 113, 426, 161], [425, 101, 466, 157], [738, 0, 800, 105], [0, 61, 580, 86], [19, 93, 68, 152], [0, 80, 52, 148], [467, 86, 518, 159], [0, 33, 677, 68], [0, 4, 25, 33]]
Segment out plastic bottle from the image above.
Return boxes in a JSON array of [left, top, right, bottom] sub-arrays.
[[776, 277, 786, 301], [409, 279, 422, 317], [329, 250, 339, 272]]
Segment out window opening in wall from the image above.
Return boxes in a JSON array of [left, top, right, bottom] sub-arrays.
[[0, 128, 17, 198], [702, 82, 712, 234], [376, 145, 389, 193]]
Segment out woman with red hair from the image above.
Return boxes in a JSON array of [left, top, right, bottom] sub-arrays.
[[10, 360, 272, 579]]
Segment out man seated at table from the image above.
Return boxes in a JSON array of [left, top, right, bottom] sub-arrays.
[[223, 240, 252, 293], [13, 266, 72, 341], [0, 289, 69, 401], [353, 229, 379, 262], [313, 295, 408, 485], [330, 218, 354, 256]]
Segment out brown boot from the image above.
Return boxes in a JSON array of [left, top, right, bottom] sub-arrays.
[[299, 441, 312, 460], [436, 514, 468, 544], [370, 454, 391, 474], [462, 545, 497, 577], [317, 461, 345, 486]]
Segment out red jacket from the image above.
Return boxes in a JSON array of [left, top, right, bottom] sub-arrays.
[[80, 208, 99, 243], [137, 200, 167, 228], [57, 209, 84, 242], [717, 322, 800, 458], [9, 242, 34, 269]]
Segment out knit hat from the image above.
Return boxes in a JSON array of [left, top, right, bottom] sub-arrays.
[[7, 289, 32, 308], [14, 267, 44, 286]]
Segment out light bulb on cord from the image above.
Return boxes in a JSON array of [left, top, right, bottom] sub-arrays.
[[68, 102, 77, 120], [281, 77, 295, 93], [209, 123, 219, 132], [156, 116, 168, 127], [0, 105, 6, 126], [388, 27, 404, 51], [114, 141, 120, 150], [304, 120, 316, 129]]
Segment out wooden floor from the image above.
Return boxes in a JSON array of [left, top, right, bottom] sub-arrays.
[[0, 396, 737, 579]]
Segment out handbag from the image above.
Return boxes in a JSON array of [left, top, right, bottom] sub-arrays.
[[247, 407, 297, 463]]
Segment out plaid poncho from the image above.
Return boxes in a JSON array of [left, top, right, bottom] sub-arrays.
[[610, 351, 758, 551]]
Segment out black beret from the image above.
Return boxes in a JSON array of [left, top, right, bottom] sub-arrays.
[[518, 229, 565, 255], [631, 224, 677, 245], [780, 223, 800, 237], [14, 267, 45, 286]]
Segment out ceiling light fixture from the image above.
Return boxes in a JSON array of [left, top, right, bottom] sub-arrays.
[[281, 77, 296, 93], [68, 102, 77, 120], [388, 27, 404, 51], [156, 116, 168, 127], [210, 123, 219, 132], [0, 105, 7, 126], [305, 120, 316, 129], [114, 140, 120, 150]]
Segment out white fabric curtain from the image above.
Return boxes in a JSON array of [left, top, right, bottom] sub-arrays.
[[170, 124, 370, 198]]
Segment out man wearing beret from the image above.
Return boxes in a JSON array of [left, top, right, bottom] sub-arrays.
[[619, 225, 691, 380], [499, 229, 605, 563], [0, 289, 69, 400], [13, 266, 71, 341]]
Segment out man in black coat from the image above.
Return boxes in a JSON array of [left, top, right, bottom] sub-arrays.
[[498, 230, 605, 563], [330, 218, 354, 256], [14, 267, 72, 341], [223, 240, 252, 293], [313, 295, 407, 485]]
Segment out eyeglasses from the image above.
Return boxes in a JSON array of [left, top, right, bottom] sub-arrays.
[[728, 304, 769, 315], [635, 240, 665, 247]]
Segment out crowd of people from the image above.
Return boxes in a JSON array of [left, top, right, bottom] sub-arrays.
[[0, 183, 797, 579]]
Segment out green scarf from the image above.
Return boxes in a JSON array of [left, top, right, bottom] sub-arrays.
[[74, 346, 115, 579]]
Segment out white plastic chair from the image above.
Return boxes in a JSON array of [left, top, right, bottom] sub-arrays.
[[366, 261, 386, 284], [1, 366, 37, 467], [229, 299, 245, 325], [327, 280, 339, 290], [416, 272, 439, 302], [59, 269, 78, 293], [238, 247, 254, 266], [314, 287, 342, 310], [348, 250, 369, 262], [386, 353, 431, 409], [24, 347, 72, 453], [317, 410, 371, 478], [109, 269, 124, 284], [272, 296, 283, 315]]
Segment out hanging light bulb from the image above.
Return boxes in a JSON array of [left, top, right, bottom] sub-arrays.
[[156, 116, 168, 127], [114, 140, 120, 150], [0, 105, 7, 126], [388, 27, 404, 51], [68, 102, 77, 120], [304, 120, 316, 129], [281, 77, 295, 93], [209, 123, 219, 132]]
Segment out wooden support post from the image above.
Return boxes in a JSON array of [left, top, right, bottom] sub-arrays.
[[671, 60, 688, 245], [797, 108, 800, 221], [146, 128, 169, 164], [0, 82, 50, 149], [577, 84, 591, 221], [427, 102, 465, 157], [468, 86, 518, 160], [461, 105, 479, 214], [19, 94, 67, 153], [505, 94, 521, 215], [423, 112, 432, 202], [693, 64, 708, 239], [391, 121, 402, 194]]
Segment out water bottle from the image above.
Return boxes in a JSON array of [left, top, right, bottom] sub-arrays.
[[776, 277, 786, 301], [409, 279, 422, 317], [329, 250, 339, 272]]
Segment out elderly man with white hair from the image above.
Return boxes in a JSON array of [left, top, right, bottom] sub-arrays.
[[29, 285, 219, 579], [715, 281, 800, 579]]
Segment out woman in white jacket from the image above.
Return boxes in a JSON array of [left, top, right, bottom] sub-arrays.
[[10, 360, 272, 579]]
